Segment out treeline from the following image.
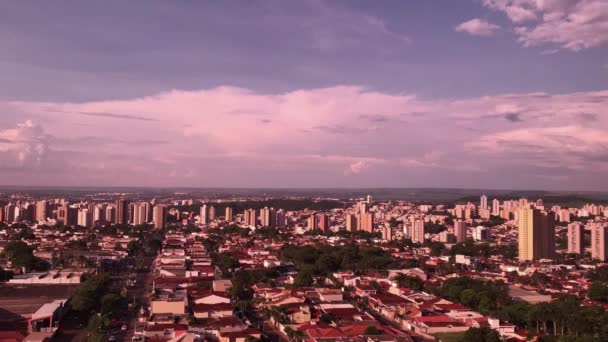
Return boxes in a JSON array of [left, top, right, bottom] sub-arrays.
[[174, 199, 346, 214], [279, 243, 399, 277], [434, 277, 608, 340]]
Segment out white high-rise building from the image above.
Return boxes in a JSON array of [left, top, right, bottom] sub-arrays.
[[200, 204, 209, 225], [492, 199, 500, 216], [412, 219, 425, 243], [480, 195, 488, 211], [77, 209, 93, 227]]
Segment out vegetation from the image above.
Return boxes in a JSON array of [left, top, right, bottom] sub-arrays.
[[279, 243, 398, 276], [2, 241, 49, 271], [460, 326, 500, 342]]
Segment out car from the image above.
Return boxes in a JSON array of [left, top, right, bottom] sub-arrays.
[[121, 325, 127, 331], [132, 335, 144, 341], [109, 336, 116, 341]]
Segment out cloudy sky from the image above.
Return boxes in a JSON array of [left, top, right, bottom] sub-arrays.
[[0, 0, 607, 190]]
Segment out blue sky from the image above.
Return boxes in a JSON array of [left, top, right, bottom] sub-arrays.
[[0, 0, 607, 190]]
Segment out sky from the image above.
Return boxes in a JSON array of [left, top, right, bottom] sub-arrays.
[[0, 0, 607, 190]]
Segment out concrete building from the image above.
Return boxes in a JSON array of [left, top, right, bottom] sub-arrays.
[[345, 214, 357, 232], [153, 205, 167, 229], [77, 209, 93, 227], [225, 207, 233, 221], [244, 209, 257, 227], [492, 198, 500, 216], [454, 220, 467, 242], [358, 212, 373, 233], [480, 195, 488, 211], [276, 209, 286, 228], [518, 207, 555, 261], [567, 222, 585, 255], [412, 219, 425, 243], [318, 213, 329, 232], [308, 213, 317, 230], [260, 207, 277, 227], [381, 225, 392, 241], [473, 226, 488, 241], [115, 199, 129, 224], [591, 224, 608, 261], [200, 204, 209, 225], [35, 200, 47, 222]]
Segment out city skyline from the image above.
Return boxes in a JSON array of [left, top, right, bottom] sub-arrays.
[[1, 1, 607, 190]]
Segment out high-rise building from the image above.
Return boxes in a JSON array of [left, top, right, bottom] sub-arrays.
[[560, 209, 571, 223], [115, 199, 129, 224], [381, 225, 392, 241], [412, 219, 425, 243], [439, 231, 456, 243], [358, 212, 373, 233], [244, 209, 257, 227], [492, 199, 500, 216], [209, 206, 216, 221], [93, 205, 105, 224], [308, 213, 317, 230], [225, 207, 233, 221], [366, 195, 372, 204], [480, 195, 488, 211], [4, 204, 15, 223], [454, 220, 467, 242], [567, 222, 585, 255], [200, 204, 209, 225], [318, 213, 329, 232], [133, 202, 149, 225], [276, 209, 286, 228], [77, 209, 93, 227], [473, 226, 488, 241], [105, 206, 115, 223], [345, 214, 358, 232], [153, 205, 167, 229], [260, 207, 277, 227], [35, 200, 48, 222], [518, 207, 555, 261], [591, 224, 608, 261]]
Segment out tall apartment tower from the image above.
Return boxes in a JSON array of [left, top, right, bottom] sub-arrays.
[[591, 224, 608, 261], [244, 209, 257, 227], [35, 200, 48, 222], [518, 207, 556, 261], [381, 225, 392, 241], [358, 212, 373, 233], [345, 214, 358, 232], [260, 207, 277, 227], [318, 213, 329, 232], [480, 195, 488, 211], [225, 207, 233, 222], [209, 206, 216, 221], [153, 205, 167, 229], [115, 199, 129, 224], [567, 222, 585, 255], [454, 220, 467, 242], [276, 209, 286, 228], [308, 213, 318, 230], [133, 203, 149, 225], [412, 219, 425, 243], [492, 199, 500, 216], [200, 204, 209, 225]]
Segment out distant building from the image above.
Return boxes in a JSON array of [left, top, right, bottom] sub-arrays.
[[492, 199, 500, 216], [473, 226, 488, 241], [567, 222, 585, 255], [591, 224, 608, 261], [225, 207, 233, 221], [244, 208, 257, 227], [200, 204, 209, 225], [260, 207, 277, 227], [35, 200, 47, 222], [345, 214, 358, 232], [115, 199, 129, 224], [308, 213, 317, 230], [209, 206, 216, 221], [518, 207, 555, 261], [318, 213, 329, 232], [276, 209, 286, 228], [153, 205, 167, 229], [77, 209, 93, 227], [358, 212, 373, 233], [381, 225, 392, 241], [454, 220, 467, 242], [480, 195, 488, 211], [412, 219, 425, 243]]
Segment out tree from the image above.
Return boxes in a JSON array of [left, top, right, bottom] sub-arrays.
[[71, 275, 110, 312], [460, 326, 500, 342], [393, 273, 423, 291], [294, 266, 314, 287], [363, 326, 382, 335]]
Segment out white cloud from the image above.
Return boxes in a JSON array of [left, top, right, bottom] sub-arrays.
[[454, 18, 500, 36], [482, 0, 608, 50], [0, 120, 48, 168], [4, 86, 608, 187]]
